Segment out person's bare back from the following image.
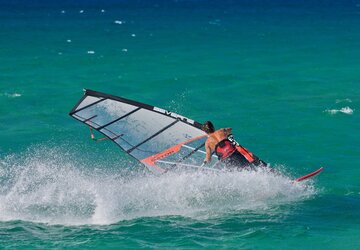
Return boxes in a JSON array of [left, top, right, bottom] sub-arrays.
[[201, 121, 267, 169], [204, 128, 232, 163]]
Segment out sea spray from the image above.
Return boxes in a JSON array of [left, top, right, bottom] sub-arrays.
[[0, 146, 316, 226]]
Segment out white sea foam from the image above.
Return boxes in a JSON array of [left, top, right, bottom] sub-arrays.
[[324, 106, 354, 115], [0, 147, 316, 226], [335, 98, 352, 103], [1, 92, 22, 98], [114, 20, 124, 24], [87, 51, 95, 54]]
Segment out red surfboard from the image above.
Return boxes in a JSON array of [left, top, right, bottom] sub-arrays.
[[294, 167, 324, 182]]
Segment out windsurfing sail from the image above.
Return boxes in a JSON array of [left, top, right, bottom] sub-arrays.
[[69, 89, 221, 174]]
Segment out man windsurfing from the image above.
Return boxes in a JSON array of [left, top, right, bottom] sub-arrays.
[[201, 121, 267, 169]]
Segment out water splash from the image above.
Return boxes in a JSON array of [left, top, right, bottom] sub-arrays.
[[0, 147, 316, 226]]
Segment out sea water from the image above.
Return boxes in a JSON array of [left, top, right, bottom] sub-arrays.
[[0, 0, 359, 249]]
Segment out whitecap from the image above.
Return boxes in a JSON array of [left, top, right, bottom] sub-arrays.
[[324, 106, 354, 115], [10, 93, 21, 97], [335, 98, 352, 103], [340, 107, 354, 114], [1, 92, 22, 98], [87, 51, 95, 54], [114, 20, 123, 25]]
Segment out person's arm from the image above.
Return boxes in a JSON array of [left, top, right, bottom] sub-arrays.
[[204, 141, 212, 164]]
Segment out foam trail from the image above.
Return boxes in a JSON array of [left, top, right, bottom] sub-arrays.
[[0, 147, 316, 226]]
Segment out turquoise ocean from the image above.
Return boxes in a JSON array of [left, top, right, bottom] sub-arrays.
[[0, 0, 359, 248]]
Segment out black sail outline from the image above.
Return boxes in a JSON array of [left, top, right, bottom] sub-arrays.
[[70, 89, 202, 127]]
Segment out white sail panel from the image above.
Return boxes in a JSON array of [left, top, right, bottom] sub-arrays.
[[75, 96, 103, 112]]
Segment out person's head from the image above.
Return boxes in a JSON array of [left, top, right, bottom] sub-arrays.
[[202, 121, 215, 134]]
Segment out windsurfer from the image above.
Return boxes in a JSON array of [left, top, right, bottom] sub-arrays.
[[201, 121, 266, 169]]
